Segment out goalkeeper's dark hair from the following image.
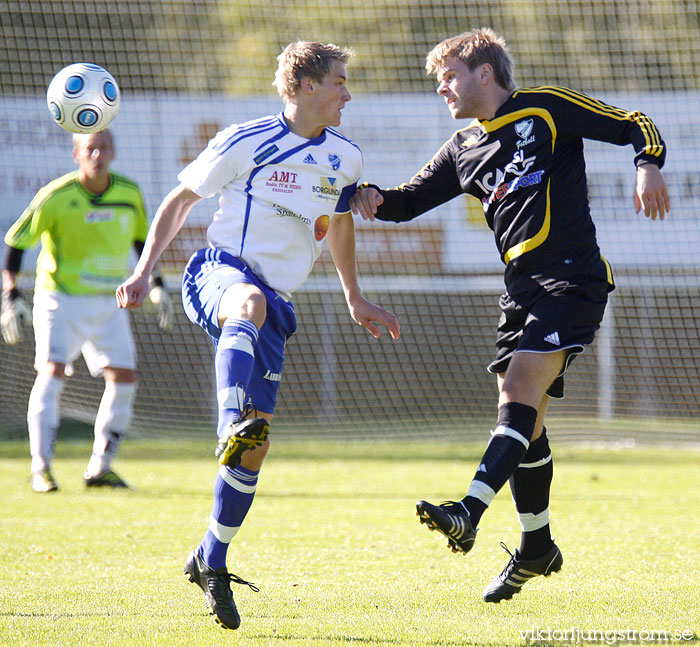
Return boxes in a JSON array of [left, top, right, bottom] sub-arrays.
[[426, 28, 515, 91], [274, 41, 353, 102]]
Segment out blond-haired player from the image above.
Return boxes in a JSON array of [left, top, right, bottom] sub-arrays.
[[117, 41, 400, 630]]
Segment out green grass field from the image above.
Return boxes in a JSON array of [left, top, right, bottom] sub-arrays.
[[1, 437, 698, 647]]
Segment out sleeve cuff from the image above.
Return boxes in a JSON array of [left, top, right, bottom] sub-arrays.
[[357, 182, 382, 192]]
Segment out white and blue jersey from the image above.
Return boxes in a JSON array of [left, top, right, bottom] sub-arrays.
[[178, 113, 363, 297]]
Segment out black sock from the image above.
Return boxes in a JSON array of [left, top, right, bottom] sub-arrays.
[[509, 429, 554, 559], [461, 402, 538, 528]]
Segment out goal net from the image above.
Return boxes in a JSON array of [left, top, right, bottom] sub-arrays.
[[1, 0, 698, 443]]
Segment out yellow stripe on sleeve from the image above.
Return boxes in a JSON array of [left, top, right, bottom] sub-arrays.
[[514, 87, 664, 158]]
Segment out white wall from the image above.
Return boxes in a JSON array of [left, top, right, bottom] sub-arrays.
[[1, 92, 698, 271]]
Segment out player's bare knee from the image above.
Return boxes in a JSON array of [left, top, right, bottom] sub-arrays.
[[499, 375, 537, 407], [218, 283, 267, 329], [499, 352, 565, 407], [38, 362, 67, 379], [104, 366, 138, 383]]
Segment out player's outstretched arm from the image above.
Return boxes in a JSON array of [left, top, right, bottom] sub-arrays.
[[634, 163, 670, 220], [117, 184, 202, 310], [326, 211, 400, 340]]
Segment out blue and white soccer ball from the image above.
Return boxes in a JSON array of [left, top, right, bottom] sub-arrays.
[[46, 63, 120, 134]]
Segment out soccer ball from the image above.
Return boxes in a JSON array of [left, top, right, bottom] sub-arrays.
[[46, 63, 120, 134]]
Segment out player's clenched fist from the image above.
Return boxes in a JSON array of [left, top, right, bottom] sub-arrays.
[[116, 274, 149, 310]]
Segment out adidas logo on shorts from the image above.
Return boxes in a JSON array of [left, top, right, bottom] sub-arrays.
[[544, 331, 561, 346]]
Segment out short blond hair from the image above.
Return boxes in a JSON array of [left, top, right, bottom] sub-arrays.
[[426, 28, 515, 91], [273, 41, 353, 102]]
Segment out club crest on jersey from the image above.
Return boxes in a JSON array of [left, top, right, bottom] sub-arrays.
[[515, 119, 535, 148], [312, 176, 340, 200], [328, 153, 341, 170]]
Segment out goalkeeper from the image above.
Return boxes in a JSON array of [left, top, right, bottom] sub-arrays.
[[350, 28, 670, 604], [2, 129, 172, 493]]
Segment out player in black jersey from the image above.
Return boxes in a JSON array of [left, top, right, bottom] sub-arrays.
[[350, 28, 670, 603]]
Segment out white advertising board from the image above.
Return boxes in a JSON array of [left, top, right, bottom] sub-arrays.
[[1, 92, 697, 272]]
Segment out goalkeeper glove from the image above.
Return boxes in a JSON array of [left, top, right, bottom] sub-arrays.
[[148, 285, 173, 331], [1, 289, 32, 345]]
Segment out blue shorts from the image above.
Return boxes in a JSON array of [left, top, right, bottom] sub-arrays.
[[182, 248, 297, 414]]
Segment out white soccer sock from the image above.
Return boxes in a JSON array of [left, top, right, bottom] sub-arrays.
[[27, 374, 64, 473], [87, 381, 137, 477]]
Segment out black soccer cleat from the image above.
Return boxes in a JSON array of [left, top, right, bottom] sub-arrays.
[[84, 469, 128, 488], [416, 499, 477, 554], [482, 541, 563, 603], [215, 417, 269, 467], [184, 549, 259, 630]]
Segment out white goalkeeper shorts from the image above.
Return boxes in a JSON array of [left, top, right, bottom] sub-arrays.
[[32, 291, 136, 377]]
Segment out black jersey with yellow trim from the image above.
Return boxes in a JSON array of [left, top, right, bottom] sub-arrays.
[[370, 86, 665, 296]]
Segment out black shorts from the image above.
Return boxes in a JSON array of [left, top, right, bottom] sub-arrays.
[[487, 278, 609, 398]]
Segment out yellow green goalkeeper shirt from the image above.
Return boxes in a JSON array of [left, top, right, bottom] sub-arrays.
[[4, 171, 149, 295]]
